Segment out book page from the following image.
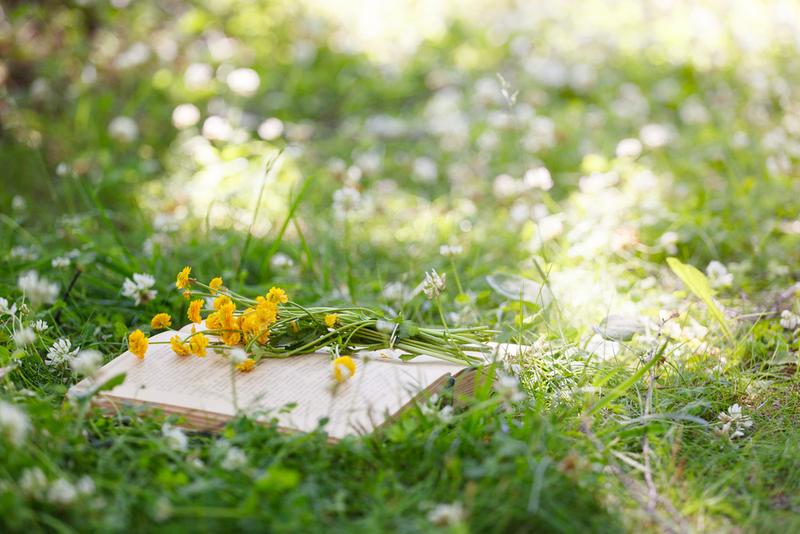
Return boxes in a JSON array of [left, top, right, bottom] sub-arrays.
[[70, 326, 467, 439]]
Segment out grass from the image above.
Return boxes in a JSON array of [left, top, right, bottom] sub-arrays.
[[2, 0, 800, 531]]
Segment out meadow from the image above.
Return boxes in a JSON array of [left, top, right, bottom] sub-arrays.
[[1, 0, 800, 531]]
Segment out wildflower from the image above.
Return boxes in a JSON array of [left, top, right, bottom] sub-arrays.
[[257, 117, 284, 140], [11, 245, 38, 261], [0, 297, 17, 316], [324, 313, 339, 328], [128, 329, 149, 359], [213, 295, 232, 310], [523, 166, 553, 190], [270, 253, 294, 269], [428, 502, 465, 526], [51, 256, 71, 269], [189, 327, 209, 357], [187, 299, 203, 324], [13, 327, 36, 347], [494, 372, 526, 403], [47, 478, 77, 506], [32, 320, 48, 332], [412, 156, 438, 183], [76, 476, 96, 496], [422, 269, 446, 299], [332, 356, 357, 382], [706, 261, 734, 288], [780, 310, 799, 330], [221, 447, 248, 470], [439, 244, 463, 257], [208, 277, 223, 294], [205, 312, 221, 330], [150, 313, 172, 329], [70, 350, 103, 377], [170, 335, 191, 357], [0, 401, 30, 447], [171, 103, 200, 129], [18, 271, 60, 306], [615, 138, 643, 158], [121, 273, 157, 306], [266, 287, 288, 304], [255, 297, 278, 323], [108, 116, 139, 143], [226, 67, 260, 96], [659, 231, 680, 254], [19, 467, 48, 497], [236, 358, 256, 372], [332, 187, 361, 215], [162, 424, 188, 452], [46, 338, 79, 366], [717, 403, 753, 439], [176, 266, 192, 289]]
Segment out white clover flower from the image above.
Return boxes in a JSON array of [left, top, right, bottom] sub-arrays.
[[706, 261, 733, 288], [226, 68, 260, 96], [51, 256, 71, 269], [780, 310, 799, 330], [332, 187, 361, 216], [171, 103, 201, 129], [108, 116, 139, 143], [640, 123, 673, 148], [523, 166, 553, 191], [221, 447, 248, 470], [10, 245, 38, 261], [0, 297, 17, 316], [428, 501, 465, 526], [76, 476, 96, 495], [439, 244, 464, 257], [47, 478, 78, 506], [12, 195, 27, 211], [184, 62, 213, 90], [257, 117, 284, 140], [33, 320, 49, 332], [382, 282, 411, 302], [412, 156, 438, 183], [659, 231, 680, 254], [202, 116, 233, 141], [121, 273, 157, 306], [162, 423, 189, 452], [19, 467, 48, 498], [0, 401, 30, 447], [422, 270, 446, 299], [494, 372, 526, 403], [615, 138, 643, 158], [270, 253, 294, 269], [13, 327, 36, 347], [18, 270, 60, 306], [717, 403, 753, 439], [46, 338, 80, 367], [228, 348, 248, 366], [70, 349, 102, 377]]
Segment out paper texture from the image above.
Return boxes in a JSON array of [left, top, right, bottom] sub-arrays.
[[70, 325, 467, 439]]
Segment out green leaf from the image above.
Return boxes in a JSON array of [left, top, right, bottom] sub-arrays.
[[666, 257, 732, 340]]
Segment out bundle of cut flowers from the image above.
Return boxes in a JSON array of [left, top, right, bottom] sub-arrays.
[[127, 267, 495, 382]]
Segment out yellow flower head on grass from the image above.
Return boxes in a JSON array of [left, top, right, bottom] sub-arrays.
[[209, 277, 224, 294], [170, 335, 191, 357], [176, 266, 192, 289], [188, 326, 209, 357], [236, 358, 256, 372], [188, 299, 203, 324], [128, 329, 148, 359], [267, 287, 288, 304], [332, 355, 356, 382], [324, 313, 339, 328], [150, 313, 172, 330]]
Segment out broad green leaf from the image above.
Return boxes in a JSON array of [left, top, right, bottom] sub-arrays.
[[666, 257, 732, 340]]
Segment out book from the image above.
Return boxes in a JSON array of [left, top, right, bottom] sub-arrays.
[[69, 323, 513, 440]]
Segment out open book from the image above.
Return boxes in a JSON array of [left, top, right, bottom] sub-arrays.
[[69, 323, 511, 440]]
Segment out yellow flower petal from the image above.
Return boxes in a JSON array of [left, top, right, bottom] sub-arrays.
[[150, 313, 172, 330], [128, 329, 148, 359], [332, 356, 356, 382]]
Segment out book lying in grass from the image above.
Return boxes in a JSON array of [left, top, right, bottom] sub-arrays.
[[69, 323, 513, 440]]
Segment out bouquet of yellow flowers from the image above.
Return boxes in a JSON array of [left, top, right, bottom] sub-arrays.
[[127, 267, 494, 382]]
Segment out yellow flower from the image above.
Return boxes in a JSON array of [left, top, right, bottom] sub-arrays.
[[236, 358, 256, 372], [255, 297, 278, 325], [205, 311, 221, 329], [182, 290, 192, 300], [267, 287, 288, 304], [189, 327, 209, 357], [213, 295, 232, 310], [332, 356, 356, 382], [324, 313, 339, 328], [221, 329, 242, 346], [170, 335, 191, 357], [188, 299, 203, 324], [150, 313, 172, 329], [209, 277, 224, 294], [128, 329, 148, 359], [176, 266, 192, 289]]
